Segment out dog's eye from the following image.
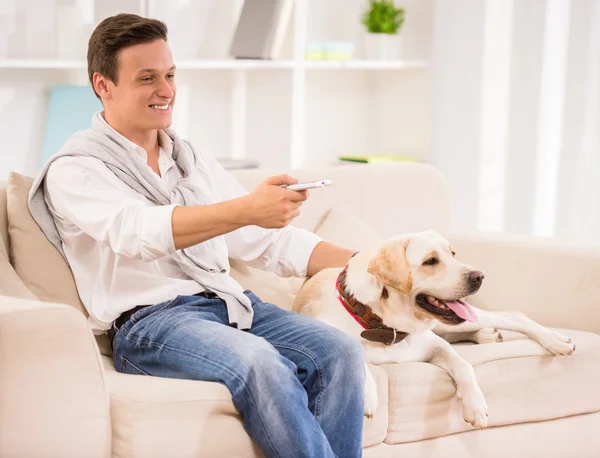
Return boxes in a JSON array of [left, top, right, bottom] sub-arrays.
[[423, 258, 439, 266], [451, 251, 456, 257]]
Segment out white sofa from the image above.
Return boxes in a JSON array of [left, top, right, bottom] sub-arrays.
[[1, 162, 600, 458]]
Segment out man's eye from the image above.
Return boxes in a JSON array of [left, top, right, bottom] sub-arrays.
[[423, 258, 439, 266], [167, 73, 175, 79], [141, 76, 153, 82]]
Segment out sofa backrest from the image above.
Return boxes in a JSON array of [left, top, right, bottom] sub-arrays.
[[231, 163, 454, 238]]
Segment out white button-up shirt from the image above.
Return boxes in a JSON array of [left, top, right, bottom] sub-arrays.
[[44, 113, 322, 333]]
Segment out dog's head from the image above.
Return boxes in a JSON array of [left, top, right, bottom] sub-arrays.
[[362, 230, 483, 328]]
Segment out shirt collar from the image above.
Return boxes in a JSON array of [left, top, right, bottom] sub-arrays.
[[157, 129, 174, 161], [92, 111, 174, 161]]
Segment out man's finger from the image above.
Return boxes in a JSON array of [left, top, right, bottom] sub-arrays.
[[296, 190, 308, 201], [265, 174, 297, 186], [285, 189, 309, 202]]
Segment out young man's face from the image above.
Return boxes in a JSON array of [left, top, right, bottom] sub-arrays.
[[104, 39, 176, 132]]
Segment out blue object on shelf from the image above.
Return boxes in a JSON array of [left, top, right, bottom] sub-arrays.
[[41, 84, 102, 167]]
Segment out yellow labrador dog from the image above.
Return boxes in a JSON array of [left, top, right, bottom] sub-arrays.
[[293, 230, 575, 429]]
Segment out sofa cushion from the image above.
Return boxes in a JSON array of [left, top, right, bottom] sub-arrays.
[[0, 254, 38, 300], [383, 328, 600, 444], [6, 173, 112, 356], [0, 181, 9, 260], [102, 356, 389, 456], [229, 259, 299, 311], [229, 207, 384, 310], [313, 207, 384, 251]]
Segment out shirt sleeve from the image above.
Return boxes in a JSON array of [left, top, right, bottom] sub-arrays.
[[44, 156, 179, 261], [198, 149, 323, 278]]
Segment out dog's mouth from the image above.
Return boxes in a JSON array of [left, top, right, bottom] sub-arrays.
[[416, 294, 478, 325]]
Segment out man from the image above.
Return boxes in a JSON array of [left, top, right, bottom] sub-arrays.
[[28, 13, 365, 458]]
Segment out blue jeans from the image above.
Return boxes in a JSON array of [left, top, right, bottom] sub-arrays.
[[111, 291, 365, 458]]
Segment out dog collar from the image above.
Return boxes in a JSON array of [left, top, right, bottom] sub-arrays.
[[336, 267, 408, 346]]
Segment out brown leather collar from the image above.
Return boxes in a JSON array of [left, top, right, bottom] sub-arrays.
[[336, 267, 408, 345]]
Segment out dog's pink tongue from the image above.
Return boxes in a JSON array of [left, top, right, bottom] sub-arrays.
[[445, 300, 478, 322]]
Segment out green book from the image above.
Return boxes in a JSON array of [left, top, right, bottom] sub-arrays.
[[338, 154, 418, 164]]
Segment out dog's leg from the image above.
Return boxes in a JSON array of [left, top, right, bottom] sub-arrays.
[[441, 328, 504, 345], [425, 332, 488, 429], [364, 364, 378, 418], [434, 308, 575, 356]]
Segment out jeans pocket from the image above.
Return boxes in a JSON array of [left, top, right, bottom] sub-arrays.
[[119, 356, 150, 376]]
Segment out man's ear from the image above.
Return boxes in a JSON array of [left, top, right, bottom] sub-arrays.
[[93, 73, 112, 101], [367, 239, 412, 295]]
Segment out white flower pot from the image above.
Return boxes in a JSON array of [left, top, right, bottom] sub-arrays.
[[363, 33, 403, 61]]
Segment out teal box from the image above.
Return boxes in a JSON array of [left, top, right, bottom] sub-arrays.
[[42, 84, 103, 167]]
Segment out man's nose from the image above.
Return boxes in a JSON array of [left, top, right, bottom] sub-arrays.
[[157, 79, 175, 98]]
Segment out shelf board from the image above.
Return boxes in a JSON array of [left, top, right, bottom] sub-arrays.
[[177, 59, 295, 69], [303, 60, 428, 70], [0, 59, 427, 71], [0, 59, 295, 70], [0, 59, 87, 69]]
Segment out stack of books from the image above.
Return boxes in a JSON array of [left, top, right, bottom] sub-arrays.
[[230, 0, 293, 60]]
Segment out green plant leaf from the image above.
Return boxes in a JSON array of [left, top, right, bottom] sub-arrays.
[[361, 0, 405, 34]]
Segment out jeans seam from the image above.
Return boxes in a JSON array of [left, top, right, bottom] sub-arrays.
[[118, 327, 281, 458], [271, 342, 325, 421], [119, 356, 151, 376]]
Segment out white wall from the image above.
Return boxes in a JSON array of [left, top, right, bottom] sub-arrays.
[[431, 0, 600, 241], [430, 0, 486, 230]]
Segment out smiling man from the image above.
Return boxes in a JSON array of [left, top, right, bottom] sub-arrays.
[[28, 13, 366, 458]]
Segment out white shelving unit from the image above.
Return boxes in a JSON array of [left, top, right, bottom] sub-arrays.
[[0, 0, 434, 176]]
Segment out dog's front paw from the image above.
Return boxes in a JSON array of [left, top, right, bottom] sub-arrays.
[[364, 367, 378, 419], [364, 385, 378, 419], [459, 387, 488, 429], [538, 331, 576, 356], [364, 390, 378, 419], [473, 327, 503, 344]]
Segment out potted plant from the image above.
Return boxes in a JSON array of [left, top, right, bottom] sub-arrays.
[[361, 0, 406, 60]]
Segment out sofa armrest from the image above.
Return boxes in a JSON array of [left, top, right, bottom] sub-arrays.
[[0, 296, 111, 458], [447, 232, 600, 334]]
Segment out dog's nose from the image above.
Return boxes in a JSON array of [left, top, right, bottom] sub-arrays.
[[469, 271, 485, 285]]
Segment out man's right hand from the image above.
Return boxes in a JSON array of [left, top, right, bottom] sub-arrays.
[[243, 175, 309, 229]]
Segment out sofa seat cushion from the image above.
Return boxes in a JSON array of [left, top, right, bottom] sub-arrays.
[[382, 328, 600, 444], [102, 357, 390, 456]]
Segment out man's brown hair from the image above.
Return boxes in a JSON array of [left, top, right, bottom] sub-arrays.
[[87, 13, 168, 98]]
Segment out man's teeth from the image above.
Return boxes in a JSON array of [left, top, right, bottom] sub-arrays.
[[150, 105, 169, 110]]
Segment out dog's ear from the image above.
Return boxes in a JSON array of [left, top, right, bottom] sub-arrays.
[[367, 239, 413, 295]]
